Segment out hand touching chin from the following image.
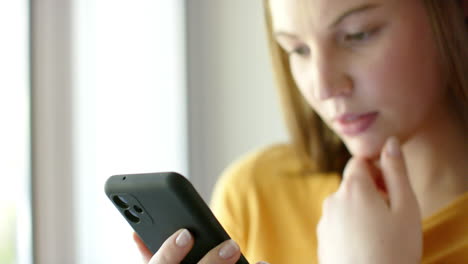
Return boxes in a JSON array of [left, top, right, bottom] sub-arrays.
[[317, 137, 422, 264]]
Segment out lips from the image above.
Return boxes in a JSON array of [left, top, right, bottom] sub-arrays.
[[334, 112, 379, 136]]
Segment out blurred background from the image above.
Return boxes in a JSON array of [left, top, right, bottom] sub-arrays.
[[0, 0, 287, 263]]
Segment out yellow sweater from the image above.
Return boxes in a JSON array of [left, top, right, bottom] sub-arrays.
[[210, 144, 468, 264]]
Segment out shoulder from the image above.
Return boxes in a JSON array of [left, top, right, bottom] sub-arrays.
[[210, 143, 341, 248], [209, 144, 306, 243], [215, 144, 303, 190], [211, 143, 340, 202]]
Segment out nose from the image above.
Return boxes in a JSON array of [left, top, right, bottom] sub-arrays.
[[310, 51, 353, 100]]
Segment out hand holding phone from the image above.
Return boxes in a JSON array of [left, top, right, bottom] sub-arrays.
[[134, 228, 245, 264], [105, 172, 249, 264]]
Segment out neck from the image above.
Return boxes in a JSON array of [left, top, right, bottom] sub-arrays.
[[402, 103, 468, 219]]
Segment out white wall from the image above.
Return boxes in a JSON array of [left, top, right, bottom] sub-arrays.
[[186, 0, 288, 201]]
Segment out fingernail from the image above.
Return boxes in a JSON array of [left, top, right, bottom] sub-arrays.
[[218, 240, 239, 259], [175, 229, 191, 247], [386, 137, 401, 157]]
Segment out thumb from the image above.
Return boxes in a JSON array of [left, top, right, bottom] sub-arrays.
[[380, 136, 416, 212]]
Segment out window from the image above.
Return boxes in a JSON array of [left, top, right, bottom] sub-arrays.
[[31, 0, 186, 263], [73, 0, 187, 262], [0, 1, 31, 264]]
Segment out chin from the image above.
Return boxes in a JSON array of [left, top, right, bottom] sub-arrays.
[[343, 136, 385, 159]]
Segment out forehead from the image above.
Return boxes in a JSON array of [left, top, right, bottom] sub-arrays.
[[268, 0, 381, 32]]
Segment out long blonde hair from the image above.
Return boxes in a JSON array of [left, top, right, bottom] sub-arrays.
[[262, 0, 468, 174]]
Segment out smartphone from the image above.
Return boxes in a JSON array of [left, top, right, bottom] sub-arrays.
[[105, 171, 249, 264]]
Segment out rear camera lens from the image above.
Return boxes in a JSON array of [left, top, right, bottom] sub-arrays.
[[113, 195, 129, 209], [134, 205, 143, 214], [125, 210, 141, 223]]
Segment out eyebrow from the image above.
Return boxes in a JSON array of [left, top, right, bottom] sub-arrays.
[[329, 3, 380, 29], [274, 3, 381, 40]]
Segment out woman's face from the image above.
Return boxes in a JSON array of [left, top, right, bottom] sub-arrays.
[[270, 0, 447, 158]]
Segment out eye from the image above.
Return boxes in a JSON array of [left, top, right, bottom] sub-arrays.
[[288, 45, 310, 57], [346, 32, 370, 41], [343, 27, 380, 45]]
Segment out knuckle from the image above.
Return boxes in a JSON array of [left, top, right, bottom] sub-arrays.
[[321, 196, 333, 211], [153, 252, 172, 264], [151, 230, 192, 264], [342, 157, 360, 177], [342, 161, 374, 193], [152, 247, 176, 264], [198, 240, 240, 264], [340, 173, 376, 202], [343, 158, 368, 178], [342, 174, 365, 193]]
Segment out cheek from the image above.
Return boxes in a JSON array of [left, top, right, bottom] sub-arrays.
[[289, 62, 322, 119], [290, 60, 314, 101], [358, 22, 445, 132]]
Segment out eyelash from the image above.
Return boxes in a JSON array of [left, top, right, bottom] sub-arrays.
[[343, 27, 380, 44], [288, 46, 310, 57], [286, 27, 380, 57]]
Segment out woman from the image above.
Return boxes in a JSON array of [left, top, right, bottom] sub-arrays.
[[135, 0, 468, 263]]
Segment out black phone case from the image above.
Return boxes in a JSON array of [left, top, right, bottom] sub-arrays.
[[105, 172, 249, 264]]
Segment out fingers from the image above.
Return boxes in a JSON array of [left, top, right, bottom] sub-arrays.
[[198, 239, 241, 264], [340, 157, 380, 200], [380, 136, 417, 211], [133, 232, 154, 263], [149, 229, 194, 264], [340, 137, 416, 211], [133, 229, 243, 264]]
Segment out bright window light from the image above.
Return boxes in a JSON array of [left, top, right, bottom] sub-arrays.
[[0, 1, 31, 264], [74, 0, 187, 263]]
